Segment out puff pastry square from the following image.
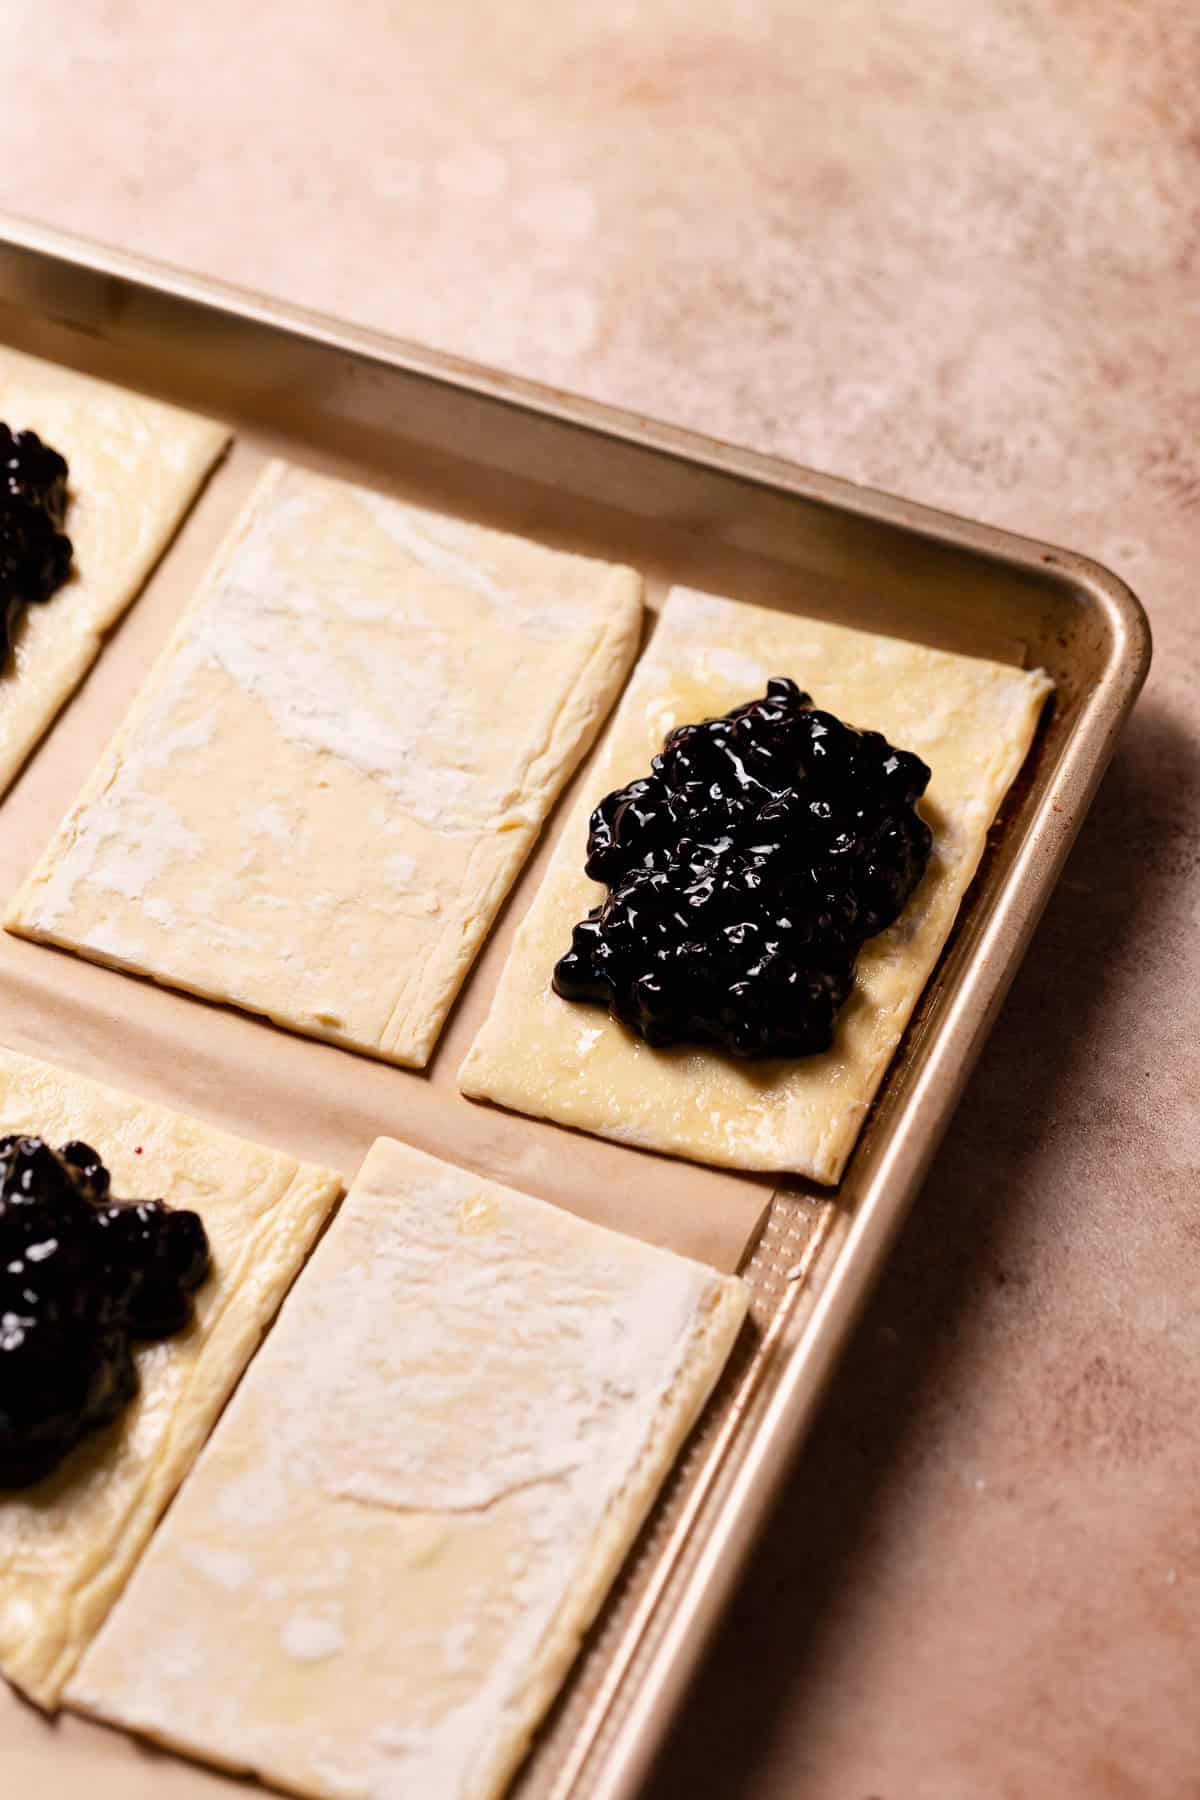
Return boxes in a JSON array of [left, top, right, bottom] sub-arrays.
[[460, 586, 1053, 1184], [0, 1045, 341, 1709], [6, 461, 643, 1067], [0, 347, 227, 795], [69, 1136, 748, 1800]]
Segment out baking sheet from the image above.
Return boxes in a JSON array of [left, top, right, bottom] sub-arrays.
[[0, 221, 1151, 1800]]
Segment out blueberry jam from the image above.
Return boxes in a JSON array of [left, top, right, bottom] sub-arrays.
[[0, 424, 73, 663], [0, 1136, 210, 1488], [553, 677, 933, 1059]]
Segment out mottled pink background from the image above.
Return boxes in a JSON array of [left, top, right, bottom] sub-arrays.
[[4, 3, 1199, 1794]]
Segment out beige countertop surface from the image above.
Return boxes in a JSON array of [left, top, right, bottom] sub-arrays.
[[4, 3, 1198, 1795]]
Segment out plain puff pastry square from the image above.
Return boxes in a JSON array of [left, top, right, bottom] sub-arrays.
[[0, 347, 228, 795], [460, 586, 1053, 1184], [68, 1136, 749, 1800], [0, 1045, 341, 1708], [6, 460, 643, 1067]]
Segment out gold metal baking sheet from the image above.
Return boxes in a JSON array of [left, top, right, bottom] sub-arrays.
[[0, 216, 1149, 1800]]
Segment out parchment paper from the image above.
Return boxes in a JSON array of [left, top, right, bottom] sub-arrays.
[[0, 436, 778, 1276]]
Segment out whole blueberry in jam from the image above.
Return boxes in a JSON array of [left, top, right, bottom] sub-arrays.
[[0, 1136, 210, 1488], [0, 424, 73, 664], [553, 677, 933, 1059]]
